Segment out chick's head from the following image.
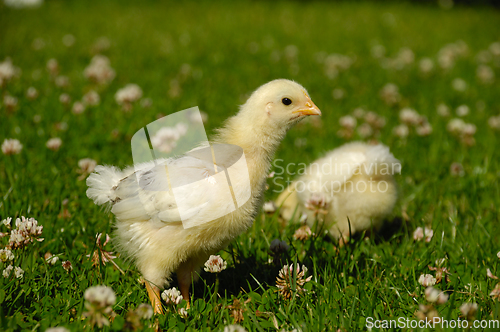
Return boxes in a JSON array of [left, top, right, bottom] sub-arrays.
[[241, 79, 321, 131]]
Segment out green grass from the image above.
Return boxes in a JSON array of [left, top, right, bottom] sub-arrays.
[[1, 0, 500, 331]]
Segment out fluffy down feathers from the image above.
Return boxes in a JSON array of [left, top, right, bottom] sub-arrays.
[[86, 79, 321, 309], [275, 141, 400, 241]]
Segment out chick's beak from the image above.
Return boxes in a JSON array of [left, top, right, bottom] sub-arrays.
[[293, 97, 322, 116]]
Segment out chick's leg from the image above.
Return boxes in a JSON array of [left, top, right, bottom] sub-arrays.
[[176, 267, 192, 308], [145, 280, 163, 314]]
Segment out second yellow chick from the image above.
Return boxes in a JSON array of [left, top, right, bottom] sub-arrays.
[[275, 141, 400, 242]]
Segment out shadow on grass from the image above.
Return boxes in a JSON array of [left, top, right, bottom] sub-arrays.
[[168, 215, 408, 302]]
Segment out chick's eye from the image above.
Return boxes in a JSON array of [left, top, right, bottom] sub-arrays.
[[282, 98, 292, 106]]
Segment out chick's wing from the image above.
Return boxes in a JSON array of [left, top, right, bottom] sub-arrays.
[[111, 154, 237, 228]]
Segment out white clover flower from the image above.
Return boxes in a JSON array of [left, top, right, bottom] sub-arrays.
[[92, 37, 111, 53], [2, 139, 23, 155], [4, 0, 43, 9], [62, 260, 72, 272], [84, 285, 116, 308], [357, 123, 373, 138], [452, 78, 467, 92], [339, 115, 357, 129], [83, 285, 116, 327], [365, 112, 385, 129], [379, 83, 401, 105], [31, 38, 46, 50], [477, 65, 495, 84], [487, 268, 498, 280], [437, 103, 450, 117], [62, 34, 75, 47], [55, 75, 69, 88], [46, 137, 62, 151], [71, 101, 85, 114], [8, 216, 44, 249], [450, 162, 465, 177], [435, 258, 446, 267], [416, 122, 433, 136], [491, 283, 500, 300], [45, 327, 70, 332], [399, 108, 422, 125], [459, 303, 478, 317], [189, 110, 208, 124], [135, 303, 153, 319], [438, 50, 454, 69], [2, 217, 12, 227], [323, 53, 352, 79], [438, 41, 468, 69], [437, 292, 449, 305], [168, 79, 181, 98], [418, 274, 437, 287], [332, 88, 345, 100], [115, 84, 142, 105], [462, 123, 476, 136], [0, 58, 20, 85], [55, 122, 68, 132], [284, 44, 298, 60], [397, 47, 414, 65], [178, 307, 188, 318], [393, 124, 409, 138], [223, 325, 247, 332], [476, 49, 492, 63], [489, 115, 500, 130], [425, 286, 440, 303], [86, 233, 122, 273], [14, 266, 24, 279], [84, 55, 115, 84], [82, 90, 100, 106], [47, 254, 59, 265], [447, 118, 466, 134], [78, 158, 97, 174], [456, 105, 469, 117], [419, 58, 434, 74], [270, 239, 290, 254], [371, 44, 385, 58], [140, 98, 152, 108], [0, 249, 15, 262], [276, 263, 312, 299], [490, 41, 500, 56], [150, 124, 188, 153], [263, 201, 276, 214], [305, 193, 329, 215], [352, 107, 365, 118], [438, 0, 453, 9], [161, 287, 183, 305], [4, 95, 18, 110], [204, 255, 227, 273], [497, 251, 500, 260], [3, 265, 13, 278], [293, 225, 312, 241], [26, 87, 38, 100], [59, 93, 71, 105], [413, 227, 433, 242]]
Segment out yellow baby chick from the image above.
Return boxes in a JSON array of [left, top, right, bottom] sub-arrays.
[[86, 79, 321, 314], [276, 141, 400, 243]]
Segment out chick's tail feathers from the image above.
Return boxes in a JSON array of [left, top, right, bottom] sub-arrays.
[[86, 165, 124, 205], [363, 144, 401, 176]]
